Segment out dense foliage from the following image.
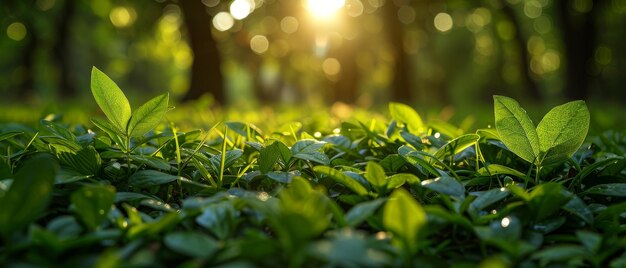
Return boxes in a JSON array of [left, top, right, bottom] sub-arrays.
[[0, 69, 625, 267]]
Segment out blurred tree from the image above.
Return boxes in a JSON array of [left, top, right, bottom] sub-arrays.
[[556, 0, 603, 100], [178, 0, 225, 104], [54, 0, 76, 98], [499, 0, 542, 101], [383, 1, 412, 103]]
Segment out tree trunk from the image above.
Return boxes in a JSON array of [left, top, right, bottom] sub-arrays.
[[384, 2, 412, 103], [54, 0, 76, 98], [17, 24, 37, 101], [330, 39, 359, 103], [179, 0, 225, 104], [556, 0, 600, 100], [500, 1, 542, 101]]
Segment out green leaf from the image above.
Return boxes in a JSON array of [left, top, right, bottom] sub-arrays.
[[130, 155, 172, 171], [127, 93, 169, 138], [0, 154, 59, 236], [563, 194, 593, 225], [383, 188, 426, 253], [398, 145, 440, 177], [345, 198, 386, 227], [266, 171, 299, 183], [196, 202, 236, 240], [477, 164, 526, 178], [493, 95, 540, 164], [469, 187, 510, 212], [314, 166, 369, 196], [209, 149, 243, 172], [536, 100, 589, 165], [291, 139, 329, 165], [91, 67, 132, 133], [365, 161, 386, 191], [225, 121, 263, 139], [420, 174, 465, 198], [0, 131, 23, 142], [576, 231, 601, 253], [129, 170, 181, 188], [585, 183, 626, 197], [434, 134, 480, 160], [531, 245, 588, 265], [91, 117, 127, 152], [57, 146, 102, 175], [528, 183, 572, 222], [164, 231, 218, 259], [71, 184, 116, 230], [389, 102, 424, 134], [258, 141, 291, 173]]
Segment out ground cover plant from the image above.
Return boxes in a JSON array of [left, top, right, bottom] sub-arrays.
[[0, 68, 625, 267]]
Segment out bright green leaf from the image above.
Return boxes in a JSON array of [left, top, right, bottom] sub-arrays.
[[536, 100, 589, 165], [434, 134, 480, 160], [389, 102, 424, 134], [91, 67, 132, 133], [365, 161, 386, 191], [127, 93, 169, 138], [314, 166, 369, 196], [383, 188, 426, 253], [494, 95, 540, 164]]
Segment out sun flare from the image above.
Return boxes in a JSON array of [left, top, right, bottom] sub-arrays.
[[306, 0, 345, 20]]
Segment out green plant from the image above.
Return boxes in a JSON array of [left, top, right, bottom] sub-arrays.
[[0, 76, 625, 267], [494, 95, 590, 184]]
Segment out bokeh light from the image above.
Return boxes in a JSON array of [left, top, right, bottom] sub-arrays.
[[280, 16, 299, 34], [109, 6, 137, 28], [434, 13, 453, 32], [250, 35, 270, 54], [230, 0, 255, 20], [213, 12, 235, 31], [6, 22, 27, 41], [306, 0, 346, 20], [323, 58, 341, 76]]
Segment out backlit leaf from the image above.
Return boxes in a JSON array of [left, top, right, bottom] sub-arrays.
[[91, 67, 132, 133], [127, 93, 169, 138], [494, 95, 540, 164], [383, 188, 426, 253], [536, 100, 589, 165]]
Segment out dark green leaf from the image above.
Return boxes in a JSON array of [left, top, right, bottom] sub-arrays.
[[71, 184, 116, 230], [585, 183, 626, 197], [420, 174, 465, 198], [266, 171, 299, 183], [0, 154, 58, 236], [129, 170, 181, 188], [164, 231, 218, 259], [345, 198, 386, 227], [258, 141, 291, 173]]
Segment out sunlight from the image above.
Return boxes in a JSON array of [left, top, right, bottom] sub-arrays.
[[306, 0, 345, 20]]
